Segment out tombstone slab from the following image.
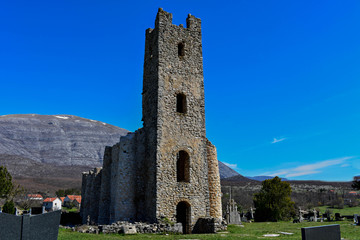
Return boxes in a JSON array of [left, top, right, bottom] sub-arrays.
[[301, 224, 340, 240], [0, 210, 61, 240]]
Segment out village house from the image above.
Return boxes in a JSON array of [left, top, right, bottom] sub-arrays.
[[60, 197, 65, 205], [64, 195, 82, 208], [26, 194, 43, 201], [43, 197, 62, 211]]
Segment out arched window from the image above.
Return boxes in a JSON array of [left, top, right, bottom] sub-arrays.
[[176, 93, 187, 113], [178, 42, 185, 57], [177, 150, 190, 182]]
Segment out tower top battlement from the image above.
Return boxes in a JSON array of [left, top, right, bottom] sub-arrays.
[[149, 8, 201, 32]]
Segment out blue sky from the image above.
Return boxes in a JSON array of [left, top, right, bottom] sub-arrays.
[[1, 0, 360, 181]]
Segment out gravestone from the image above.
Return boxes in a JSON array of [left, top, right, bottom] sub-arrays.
[[335, 213, 343, 221], [225, 199, 241, 224], [313, 209, 317, 222], [354, 214, 358, 224], [0, 210, 61, 240], [355, 214, 360, 226], [301, 224, 341, 240], [298, 207, 305, 222]]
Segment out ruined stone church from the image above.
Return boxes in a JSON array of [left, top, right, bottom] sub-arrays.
[[80, 8, 222, 233]]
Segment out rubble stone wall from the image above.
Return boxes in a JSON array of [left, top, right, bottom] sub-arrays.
[[80, 167, 102, 224], [112, 133, 137, 222], [98, 146, 112, 224], [206, 139, 223, 219]]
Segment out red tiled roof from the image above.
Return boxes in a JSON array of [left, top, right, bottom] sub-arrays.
[[349, 191, 358, 194], [66, 195, 81, 203], [27, 194, 43, 198], [43, 197, 58, 202], [60, 197, 65, 202]]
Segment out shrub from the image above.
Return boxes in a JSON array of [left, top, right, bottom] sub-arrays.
[[2, 200, 15, 214], [253, 176, 295, 222]]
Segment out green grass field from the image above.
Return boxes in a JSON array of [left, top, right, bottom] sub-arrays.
[[317, 206, 360, 216], [62, 207, 80, 213], [58, 221, 360, 240]]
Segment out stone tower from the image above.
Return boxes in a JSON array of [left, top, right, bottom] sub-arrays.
[[142, 8, 210, 233], [80, 8, 222, 233]]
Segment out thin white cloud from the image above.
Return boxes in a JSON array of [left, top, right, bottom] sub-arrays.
[[265, 156, 353, 178], [223, 162, 238, 169], [269, 171, 289, 176], [271, 137, 286, 144], [341, 164, 350, 168], [286, 170, 320, 177]]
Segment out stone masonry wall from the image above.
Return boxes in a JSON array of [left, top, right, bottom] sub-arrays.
[[144, 9, 210, 229], [112, 133, 137, 222], [80, 167, 102, 224], [109, 142, 120, 223], [206, 139, 223, 219], [96, 130, 147, 224], [141, 11, 160, 224], [98, 146, 112, 224]]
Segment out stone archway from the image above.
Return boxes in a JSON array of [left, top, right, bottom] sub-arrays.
[[176, 201, 191, 234]]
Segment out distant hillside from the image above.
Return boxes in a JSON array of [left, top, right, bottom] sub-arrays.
[[246, 176, 289, 181], [0, 114, 238, 193], [221, 174, 258, 185], [0, 114, 129, 192], [218, 161, 240, 179], [0, 114, 129, 166]]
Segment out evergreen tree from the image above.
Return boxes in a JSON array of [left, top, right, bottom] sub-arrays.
[[2, 200, 15, 214], [253, 176, 295, 222], [352, 179, 360, 190], [0, 166, 14, 199]]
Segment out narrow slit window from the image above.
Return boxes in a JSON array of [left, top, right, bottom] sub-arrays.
[[178, 42, 185, 57], [149, 45, 153, 58], [177, 150, 190, 182], [176, 93, 186, 113]]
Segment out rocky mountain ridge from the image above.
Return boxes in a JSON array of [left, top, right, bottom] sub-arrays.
[[0, 114, 129, 166], [0, 114, 240, 192], [246, 175, 289, 181]]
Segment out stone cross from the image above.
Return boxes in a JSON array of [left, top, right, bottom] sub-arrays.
[[299, 207, 304, 222], [313, 209, 317, 222], [225, 199, 241, 224]]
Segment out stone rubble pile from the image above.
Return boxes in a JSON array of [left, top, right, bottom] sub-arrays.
[[72, 221, 183, 234], [69, 219, 227, 235]]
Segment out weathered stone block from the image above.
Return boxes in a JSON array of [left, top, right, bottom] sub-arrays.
[[120, 225, 137, 234]]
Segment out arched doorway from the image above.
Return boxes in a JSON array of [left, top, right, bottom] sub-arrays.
[[176, 201, 191, 234]]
